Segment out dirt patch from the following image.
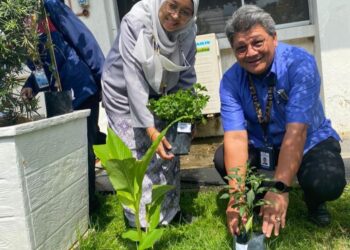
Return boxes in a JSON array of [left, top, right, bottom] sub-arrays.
[[180, 136, 223, 169]]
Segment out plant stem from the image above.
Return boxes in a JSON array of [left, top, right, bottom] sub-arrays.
[[41, 0, 62, 91], [134, 201, 143, 249]]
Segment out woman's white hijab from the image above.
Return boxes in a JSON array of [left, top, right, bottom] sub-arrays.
[[127, 0, 199, 93]]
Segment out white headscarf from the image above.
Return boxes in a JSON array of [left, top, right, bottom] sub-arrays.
[[127, 0, 199, 93]]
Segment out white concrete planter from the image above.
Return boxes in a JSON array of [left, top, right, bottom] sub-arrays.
[[0, 110, 90, 250]]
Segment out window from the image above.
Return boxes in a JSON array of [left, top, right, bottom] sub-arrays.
[[116, 0, 311, 35], [197, 0, 310, 35]]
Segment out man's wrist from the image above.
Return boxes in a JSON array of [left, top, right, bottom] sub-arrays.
[[272, 180, 292, 193]]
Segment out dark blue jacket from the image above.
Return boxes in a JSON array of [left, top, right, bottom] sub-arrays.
[[24, 0, 105, 109]]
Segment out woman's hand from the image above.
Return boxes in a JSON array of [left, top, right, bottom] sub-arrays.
[[147, 127, 174, 160]]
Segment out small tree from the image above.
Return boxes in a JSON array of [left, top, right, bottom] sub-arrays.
[[221, 164, 273, 245], [0, 0, 41, 123]]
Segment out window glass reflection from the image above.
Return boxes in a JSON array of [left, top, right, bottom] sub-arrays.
[[197, 0, 242, 35]]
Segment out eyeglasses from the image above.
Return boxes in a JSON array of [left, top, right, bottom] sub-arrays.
[[165, 1, 193, 20], [234, 38, 266, 56]]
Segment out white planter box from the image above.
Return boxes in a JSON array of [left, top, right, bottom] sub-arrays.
[[0, 110, 90, 250]]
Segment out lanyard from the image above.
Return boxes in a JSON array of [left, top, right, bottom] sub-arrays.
[[248, 74, 275, 142]]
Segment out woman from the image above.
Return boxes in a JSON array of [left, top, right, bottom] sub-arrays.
[[102, 0, 199, 227]]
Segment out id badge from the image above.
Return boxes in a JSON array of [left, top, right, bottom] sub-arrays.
[[34, 68, 49, 89], [259, 146, 275, 171]]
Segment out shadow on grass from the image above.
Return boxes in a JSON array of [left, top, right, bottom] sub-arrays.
[[215, 188, 233, 245]]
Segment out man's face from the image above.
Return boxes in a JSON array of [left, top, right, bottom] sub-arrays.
[[231, 24, 277, 75]]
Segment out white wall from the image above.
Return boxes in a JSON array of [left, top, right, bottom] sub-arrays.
[[73, 0, 350, 137], [313, 0, 350, 136], [67, 0, 118, 56]]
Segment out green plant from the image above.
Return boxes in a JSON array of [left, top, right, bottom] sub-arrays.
[[148, 83, 210, 124], [93, 116, 188, 250], [0, 0, 42, 123], [220, 164, 272, 241]]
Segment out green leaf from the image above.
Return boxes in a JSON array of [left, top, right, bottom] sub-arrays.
[[244, 216, 253, 233], [106, 127, 132, 160], [122, 229, 140, 242], [239, 206, 246, 217], [138, 228, 164, 250], [93, 144, 110, 166], [104, 159, 136, 195], [220, 193, 230, 199], [147, 185, 174, 230], [117, 191, 136, 212], [246, 189, 255, 207]]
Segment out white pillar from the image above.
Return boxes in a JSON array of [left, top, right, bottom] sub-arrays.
[[313, 0, 350, 136]]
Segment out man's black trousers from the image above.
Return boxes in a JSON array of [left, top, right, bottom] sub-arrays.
[[213, 137, 346, 208]]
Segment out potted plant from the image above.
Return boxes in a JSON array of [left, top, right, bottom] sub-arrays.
[[221, 164, 274, 250], [148, 83, 209, 155], [0, 0, 41, 126], [93, 117, 186, 250]]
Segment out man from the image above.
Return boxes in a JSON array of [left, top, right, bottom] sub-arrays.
[[21, 0, 105, 213], [214, 5, 346, 238]]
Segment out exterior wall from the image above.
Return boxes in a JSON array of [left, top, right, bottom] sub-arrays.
[[0, 111, 89, 250], [74, 1, 350, 136], [313, 0, 350, 136], [67, 0, 118, 56]]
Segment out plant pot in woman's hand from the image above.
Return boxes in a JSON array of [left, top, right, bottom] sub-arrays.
[[166, 122, 192, 155]]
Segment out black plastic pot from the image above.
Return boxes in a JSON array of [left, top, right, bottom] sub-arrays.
[[0, 112, 15, 127], [234, 232, 265, 250], [166, 122, 192, 155], [44, 91, 73, 118]]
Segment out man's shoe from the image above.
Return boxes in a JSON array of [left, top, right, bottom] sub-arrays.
[[308, 203, 331, 227]]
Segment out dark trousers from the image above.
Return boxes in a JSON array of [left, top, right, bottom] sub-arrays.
[[213, 137, 346, 208], [76, 94, 100, 211]]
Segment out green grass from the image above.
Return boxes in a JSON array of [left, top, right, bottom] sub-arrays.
[[79, 185, 350, 250]]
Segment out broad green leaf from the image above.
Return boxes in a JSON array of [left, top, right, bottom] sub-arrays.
[[93, 144, 110, 167], [117, 191, 136, 212], [247, 189, 255, 207], [147, 185, 174, 230], [106, 127, 132, 160], [122, 229, 140, 242], [104, 159, 136, 194], [151, 185, 174, 203], [244, 216, 253, 233], [239, 206, 246, 217], [220, 193, 230, 199], [138, 228, 164, 250]]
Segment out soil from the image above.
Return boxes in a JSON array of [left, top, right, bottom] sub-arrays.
[[180, 136, 223, 169]]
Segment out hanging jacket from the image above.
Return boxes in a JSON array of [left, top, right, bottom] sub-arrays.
[[24, 0, 105, 109]]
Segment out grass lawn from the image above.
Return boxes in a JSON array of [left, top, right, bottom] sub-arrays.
[[79, 185, 350, 250]]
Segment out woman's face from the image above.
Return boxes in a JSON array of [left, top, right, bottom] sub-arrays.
[[158, 0, 194, 32]]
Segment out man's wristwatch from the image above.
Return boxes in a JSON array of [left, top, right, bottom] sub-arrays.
[[274, 181, 292, 193]]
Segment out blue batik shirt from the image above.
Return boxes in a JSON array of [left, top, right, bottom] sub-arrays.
[[24, 0, 105, 109], [220, 42, 340, 153]]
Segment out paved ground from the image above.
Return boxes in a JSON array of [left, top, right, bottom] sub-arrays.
[[180, 136, 350, 188]]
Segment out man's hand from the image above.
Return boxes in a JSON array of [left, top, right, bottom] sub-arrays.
[[147, 127, 174, 160], [260, 191, 289, 238], [21, 87, 33, 101], [226, 197, 247, 235]]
